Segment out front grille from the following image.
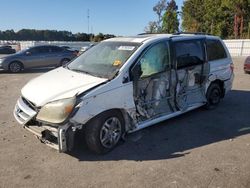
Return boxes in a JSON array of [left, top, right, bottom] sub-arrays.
[[13, 97, 37, 124], [21, 97, 37, 111]]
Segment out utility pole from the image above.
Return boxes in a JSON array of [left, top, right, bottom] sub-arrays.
[[91, 26, 93, 34], [87, 9, 90, 34]]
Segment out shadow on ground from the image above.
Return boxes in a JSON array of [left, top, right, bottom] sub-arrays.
[[69, 90, 250, 161]]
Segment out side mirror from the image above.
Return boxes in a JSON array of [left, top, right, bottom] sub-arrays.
[[131, 63, 142, 81], [25, 51, 31, 56]]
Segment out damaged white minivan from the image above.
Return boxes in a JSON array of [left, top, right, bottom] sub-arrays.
[[14, 33, 234, 154]]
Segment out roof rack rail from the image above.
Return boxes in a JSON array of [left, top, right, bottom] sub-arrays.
[[174, 32, 211, 35], [137, 33, 156, 35]]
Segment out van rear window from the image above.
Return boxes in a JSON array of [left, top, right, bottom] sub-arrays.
[[206, 40, 227, 61], [175, 40, 204, 69]]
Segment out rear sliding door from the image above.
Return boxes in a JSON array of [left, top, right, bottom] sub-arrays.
[[173, 39, 209, 110]]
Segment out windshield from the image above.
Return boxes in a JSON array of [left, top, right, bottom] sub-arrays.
[[67, 41, 140, 79]]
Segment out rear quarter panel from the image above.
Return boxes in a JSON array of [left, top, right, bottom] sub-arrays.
[[209, 57, 233, 81], [207, 39, 234, 93]]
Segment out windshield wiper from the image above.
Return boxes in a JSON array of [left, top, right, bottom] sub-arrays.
[[69, 68, 97, 77]]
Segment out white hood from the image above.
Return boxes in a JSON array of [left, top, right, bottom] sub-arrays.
[[21, 67, 107, 106]]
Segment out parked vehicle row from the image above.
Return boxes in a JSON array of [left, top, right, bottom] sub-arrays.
[[0, 45, 16, 54], [244, 56, 250, 73], [13, 33, 234, 154], [0, 45, 77, 72], [77, 43, 96, 56]]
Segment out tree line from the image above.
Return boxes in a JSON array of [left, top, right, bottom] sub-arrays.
[[145, 0, 179, 34], [145, 0, 250, 39], [0, 29, 115, 42]]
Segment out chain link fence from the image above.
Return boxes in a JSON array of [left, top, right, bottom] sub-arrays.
[[223, 40, 250, 56]]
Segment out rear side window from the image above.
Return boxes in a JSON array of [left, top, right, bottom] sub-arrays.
[[39, 47, 50, 53], [29, 47, 40, 54], [30, 46, 50, 54], [206, 40, 227, 61], [50, 46, 63, 53], [175, 40, 204, 69]]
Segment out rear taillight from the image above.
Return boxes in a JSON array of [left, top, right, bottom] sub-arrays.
[[230, 63, 234, 72]]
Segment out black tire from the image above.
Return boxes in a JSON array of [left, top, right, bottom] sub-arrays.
[[9, 61, 22, 73], [84, 110, 125, 154], [205, 83, 222, 109], [60, 58, 70, 66]]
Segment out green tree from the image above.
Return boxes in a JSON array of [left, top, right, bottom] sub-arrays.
[[182, 0, 250, 39], [182, 0, 205, 32], [92, 33, 104, 42], [144, 21, 158, 33], [153, 0, 167, 32], [145, 0, 167, 33], [162, 0, 179, 33], [3, 30, 16, 40], [0, 29, 115, 41]]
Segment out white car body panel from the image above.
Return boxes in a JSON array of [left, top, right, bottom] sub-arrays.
[[21, 67, 107, 106], [71, 78, 136, 126]]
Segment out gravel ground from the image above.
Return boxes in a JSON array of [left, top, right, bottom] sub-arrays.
[[0, 56, 249, 188]]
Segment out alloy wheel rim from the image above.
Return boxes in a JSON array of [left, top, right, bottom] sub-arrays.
[[100, 117, 122, 148], [10, 63, 21, 72]]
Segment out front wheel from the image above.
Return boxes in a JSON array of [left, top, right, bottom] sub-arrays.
[[9, 61, 22, 73], [205, 83, 222, 109], [84, 110, 125, 154]]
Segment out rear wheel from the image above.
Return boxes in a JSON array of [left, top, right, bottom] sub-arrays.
[[205, 83, 222, 109], [9, 61, 22, 73], [84, 110, 125, 154]]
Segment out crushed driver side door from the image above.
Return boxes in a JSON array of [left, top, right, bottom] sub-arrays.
[[131, 41, 176, 122]]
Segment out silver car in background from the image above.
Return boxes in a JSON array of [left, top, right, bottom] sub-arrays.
[[0, 45, 77, 72]]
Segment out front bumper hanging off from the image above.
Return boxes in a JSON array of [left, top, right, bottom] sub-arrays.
[[22, 123, 75, 152], [13, 97, 75, 152]]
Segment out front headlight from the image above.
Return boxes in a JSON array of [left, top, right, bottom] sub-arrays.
[[36, 97, 76, 124], [0, 59, 3, 65]]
